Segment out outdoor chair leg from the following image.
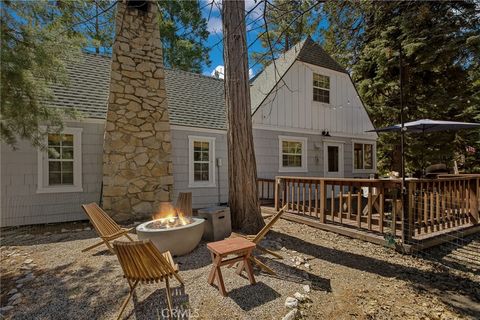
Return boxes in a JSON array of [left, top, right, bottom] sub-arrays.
[[117, 280, 138, 320], [165, 277, 174, 319], [256, 245, 283, 259], [125, 233, 134, 242], [81, 240, 105, 252], [104, 240, 115, 254]]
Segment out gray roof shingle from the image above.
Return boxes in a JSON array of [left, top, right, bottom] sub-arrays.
[[50, 52, 226, 130]]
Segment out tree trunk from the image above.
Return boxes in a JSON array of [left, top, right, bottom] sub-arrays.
[[222, 0, 265, 234]]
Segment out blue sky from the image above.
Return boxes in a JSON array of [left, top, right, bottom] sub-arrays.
[[200, 0, 270, 78]]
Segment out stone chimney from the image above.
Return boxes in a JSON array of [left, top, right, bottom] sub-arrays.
[[102, 0, 173, 222]]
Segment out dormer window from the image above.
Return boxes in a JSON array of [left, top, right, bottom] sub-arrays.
[[313, 73, 330, 103]]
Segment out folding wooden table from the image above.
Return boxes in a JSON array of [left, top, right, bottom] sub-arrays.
[[206, 237, 256, 296]]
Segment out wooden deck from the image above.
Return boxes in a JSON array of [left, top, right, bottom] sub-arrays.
[[259, 175, 480, 252]]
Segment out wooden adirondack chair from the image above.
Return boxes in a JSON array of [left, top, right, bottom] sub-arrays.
[[175, 192, 192, 216], [81, 203, 134, 253], [232, 205, 287, 275], [113, 240, 184, 320]]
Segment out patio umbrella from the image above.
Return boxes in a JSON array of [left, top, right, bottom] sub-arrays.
[[368, 119, 480, 133], [367, 118, 480, 176]]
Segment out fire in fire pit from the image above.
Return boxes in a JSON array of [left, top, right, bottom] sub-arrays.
[[136, 201, 205, 256], [147, 202, 192, 229]]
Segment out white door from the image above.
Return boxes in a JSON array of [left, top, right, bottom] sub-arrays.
[[323, 142, 344, 178]]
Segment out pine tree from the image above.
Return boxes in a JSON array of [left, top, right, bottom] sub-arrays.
[[1, 0, 84, 148], [251, 0, 322, 66], [324, 1, 480, 174]]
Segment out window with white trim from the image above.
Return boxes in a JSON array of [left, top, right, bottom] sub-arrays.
[[313, 73, 330, 103], [354, 142, 374, 170], [188, 136, 215, 187], [279, 136, 307, 172], [37, 127, 83, 193]]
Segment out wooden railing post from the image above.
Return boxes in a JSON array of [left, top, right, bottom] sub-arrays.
[[274, 178, 280, 211], [320, 180, 326, 223], [402, 182, 412, 244], [469, 178, 479, 224]]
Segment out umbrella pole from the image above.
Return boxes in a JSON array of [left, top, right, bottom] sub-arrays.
[[399, 46, 409, 244]]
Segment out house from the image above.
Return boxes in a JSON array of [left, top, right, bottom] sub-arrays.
[[0, 38, 377, 227]]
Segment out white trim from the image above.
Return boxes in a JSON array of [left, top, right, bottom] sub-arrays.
[[37, 127, 83, 193], [188, 135, 216, 188], [66, 118, 106, 124], [172, 125, 226, 135], [323, 141, 344, 177], [278, 136, 308, 173], [352, 140, 377, 174], [253, 124, 377, 140]]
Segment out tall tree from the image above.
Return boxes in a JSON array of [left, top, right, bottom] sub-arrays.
[[222, 0, 264, 233], [251, 0, 322, 66], [1, 0, 84, 147], [324, 1, 480, 174], [158, 0, 210, 72]]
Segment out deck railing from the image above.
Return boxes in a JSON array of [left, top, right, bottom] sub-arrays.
[[273, 175, 479, 243], [257, 178, 275, 204]]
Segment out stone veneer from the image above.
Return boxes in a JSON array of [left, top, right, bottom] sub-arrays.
[[102, 0, 173, 222]]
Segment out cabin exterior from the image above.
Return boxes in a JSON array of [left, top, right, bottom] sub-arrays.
[[0, 38, 377, 227]]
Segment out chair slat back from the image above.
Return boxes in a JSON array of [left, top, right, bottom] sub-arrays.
[[82, 203, 122, 237], [175, 192, 192, 217], [113, 240, 177, 282], [252, 205, 287, 243]]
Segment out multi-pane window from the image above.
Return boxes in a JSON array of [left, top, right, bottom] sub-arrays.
[[37, 127, 82, 193], [279, 136, 307, 172], [354, 143, 374, 170], [282, 141, 303, 167], [47, 134, 74, 185], [193, 141, 210, 182], [189, 136, 215, 187], [313, 73, 330, 103]]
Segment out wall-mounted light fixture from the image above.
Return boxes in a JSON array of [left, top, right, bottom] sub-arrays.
[[321, 130, 331, 137]]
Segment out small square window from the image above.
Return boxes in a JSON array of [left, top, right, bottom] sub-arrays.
[[313, 73, 330, 103]]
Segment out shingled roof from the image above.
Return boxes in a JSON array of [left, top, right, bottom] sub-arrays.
[[50, 52, 227, 130], [250, 37, 347, 114]]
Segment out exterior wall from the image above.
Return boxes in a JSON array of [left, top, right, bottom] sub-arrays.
[[170, 127, 229, 209], [0, 121, 104, 227], [253, 128, 375, 180], [252, 61, 377, 140]]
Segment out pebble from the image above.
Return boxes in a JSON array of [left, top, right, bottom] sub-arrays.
[[285, 297, 298, 308], [43, 232, 52, 236], [11, 298, 22, 306], [304, 263, 311, 270], [281, 247, 287, 251], [303, 285, 311, 293], [16, 273, 35, 284], [24, 259, 33, 264], [84, 227, 91, 231], [16, 284, 23, 289], [0, 306, 14, 313], [61, 228, 68, 233], [74, 229, 83, 232], [294, 292, 307, 301], [282, 308, 298, 320], [8, 288, 18, 295], [9, 293, 22, 301]]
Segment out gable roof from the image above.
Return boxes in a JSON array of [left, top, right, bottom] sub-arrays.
[[50, 52, 226, 130], [250, 37, 347, 114]]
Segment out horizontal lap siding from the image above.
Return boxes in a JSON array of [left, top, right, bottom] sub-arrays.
[[0, 122, 104, 227], [171, 129, 228, 209]]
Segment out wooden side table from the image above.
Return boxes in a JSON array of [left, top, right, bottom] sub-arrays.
[[206, 237, 256, 296]]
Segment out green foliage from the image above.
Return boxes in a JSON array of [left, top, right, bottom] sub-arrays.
[[323, 1, 480, 174], [251, 0, 322, 66], [158, 0, 210, 72], [1, 0, 84, 148]]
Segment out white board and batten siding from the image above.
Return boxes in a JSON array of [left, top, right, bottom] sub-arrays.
[[252, 60, 377, 179], [253, 60, 377, 139]]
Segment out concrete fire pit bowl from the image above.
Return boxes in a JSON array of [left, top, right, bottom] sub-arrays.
[[136, 217, 205, 256]]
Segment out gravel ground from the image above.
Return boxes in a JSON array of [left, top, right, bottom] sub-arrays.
[[1, 219, 479, 320]]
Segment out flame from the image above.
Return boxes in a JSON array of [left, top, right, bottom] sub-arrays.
[[149, 202, 192, 229]]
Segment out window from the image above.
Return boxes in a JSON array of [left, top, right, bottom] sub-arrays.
[[279, 136, 307, 172], [188, 136, 215, 187], [313, 73, 330, 103], [37, 127, 83, 193], [353, 142, 375, 171], [327, 146, 339, 172]]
